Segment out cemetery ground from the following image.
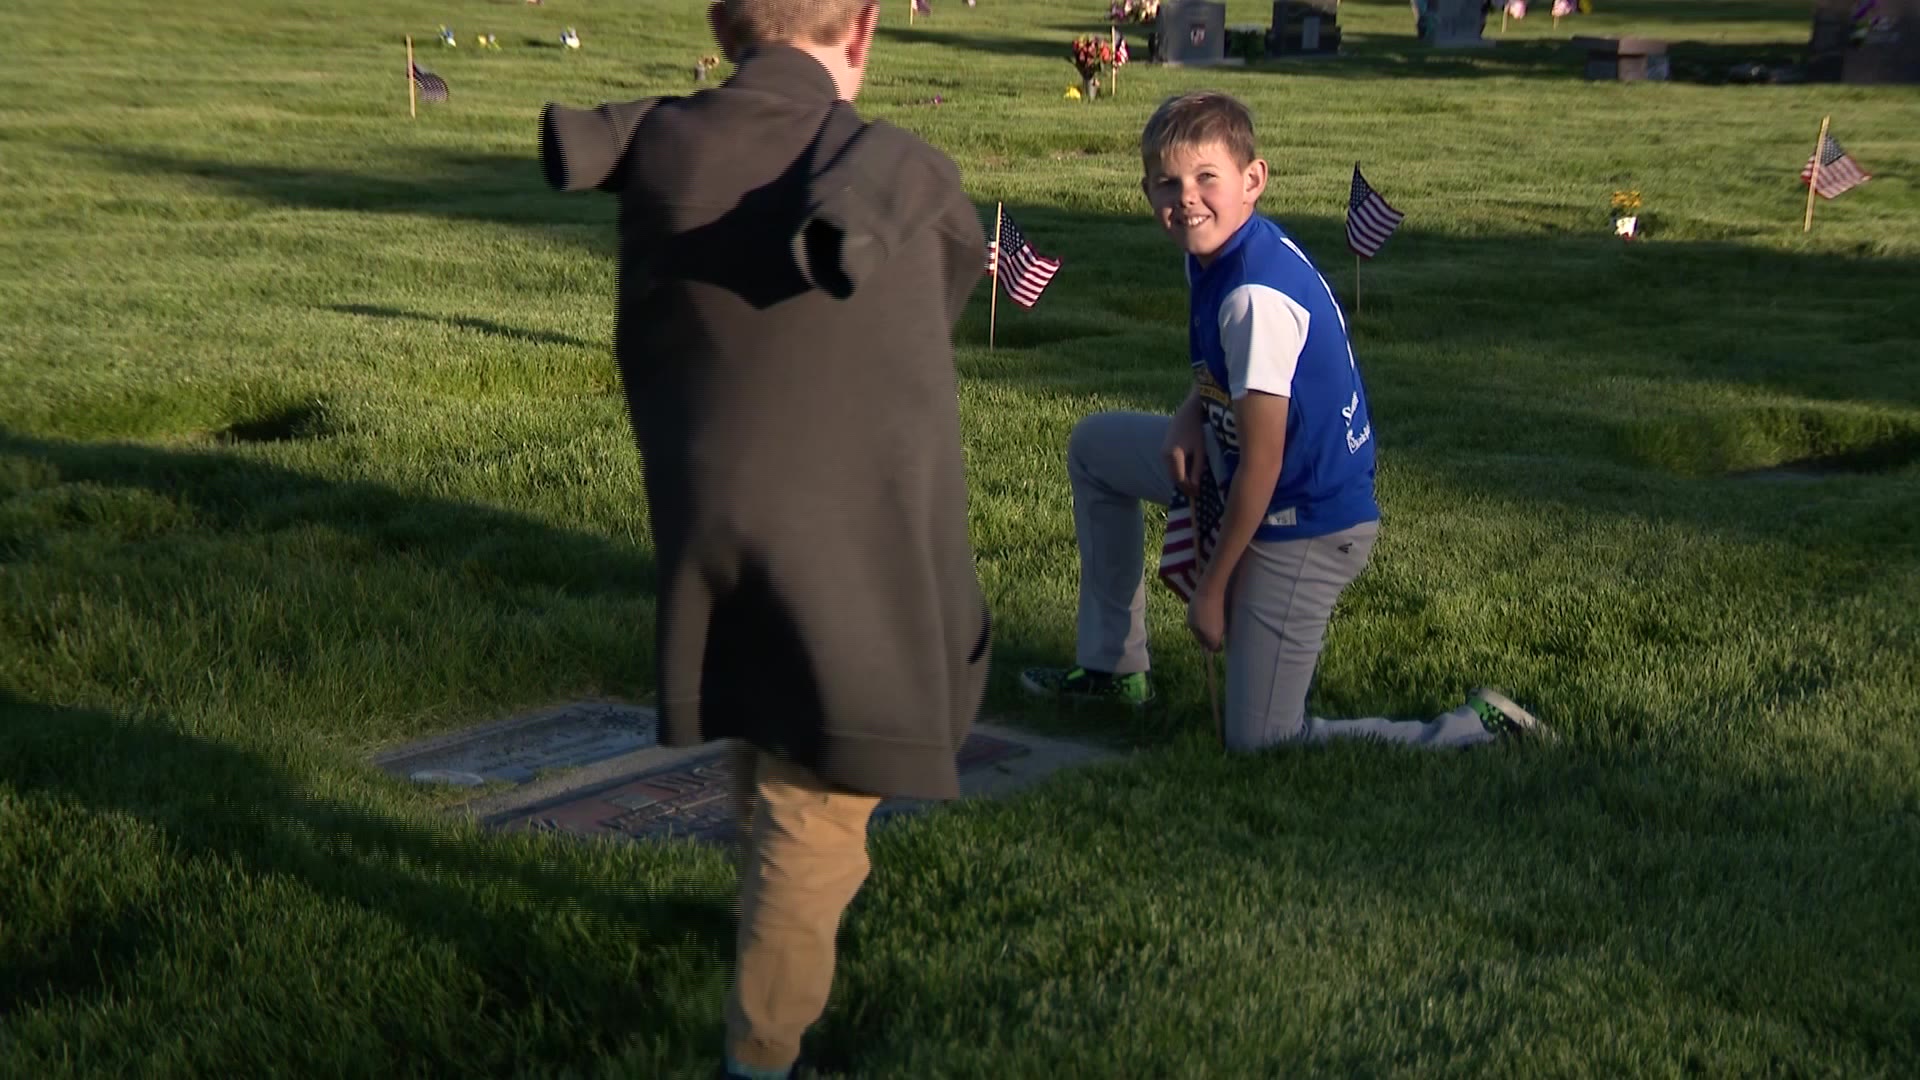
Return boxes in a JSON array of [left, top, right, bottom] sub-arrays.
[[2, 0, 1917, 1075]]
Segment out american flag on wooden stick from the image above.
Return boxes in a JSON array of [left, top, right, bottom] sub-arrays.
[[411, 62, 449, 103], [1800, 132, 1869, 200], [986, 211, 1062, 308], [1158, 462, 1226, 604], [1346, 165, 1404, 259]]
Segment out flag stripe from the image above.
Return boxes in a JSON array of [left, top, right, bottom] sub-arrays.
[[1800, 132, 1870, 200], [1157, 463, 1226, 604], [412, 63, 449, 102], [1346, 166, 1403, 259], [986, 212, 1061, 308]]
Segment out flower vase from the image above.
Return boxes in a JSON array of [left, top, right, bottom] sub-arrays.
[[1082, 77, 1099, 100], [1612, 214, 1639, 241]]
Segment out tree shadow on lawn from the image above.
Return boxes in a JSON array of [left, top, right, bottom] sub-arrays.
[[807, 736, 1920, 1074], [326, 302, 602, 351], [95, 146, 611, 238], [0, 689, 736, 1074], [965, 202, 1920, 434], [0, 427, 656, 606], [878, 24, 1070, 61], [1267, 34, 1814, 84]]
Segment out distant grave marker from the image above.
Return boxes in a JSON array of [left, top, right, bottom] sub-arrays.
[[1416, 0, 1492, 49], [1809, 0, 1920, 84], [1158, 0, 1234, 66], [1574, 36, 1671, 81], [1270, 0, 1343, 57]]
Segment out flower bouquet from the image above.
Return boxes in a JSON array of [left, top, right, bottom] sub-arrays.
[[694, 55, 721, 81], [1108, 0, 1159, 60], [1070, 33, 1123, 99], [1610, 189, 1642, 240]]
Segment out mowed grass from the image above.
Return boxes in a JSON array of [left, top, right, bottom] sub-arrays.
[[3, 0, 1918, 1075]]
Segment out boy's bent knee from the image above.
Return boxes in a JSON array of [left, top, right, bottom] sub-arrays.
[[1068, 411, 1143, 477]]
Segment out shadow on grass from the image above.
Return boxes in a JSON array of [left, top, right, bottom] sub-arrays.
[[878, 24, 1070, 61], [326, 303, 602, 351], [0, 427, 655, 603], [0, 689, 734, 1069], [93, 146, 609, 236], [1268, 34, 1814, 84], [806, 735, 1920, 1074]]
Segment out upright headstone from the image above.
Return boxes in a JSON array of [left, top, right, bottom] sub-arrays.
[[1574, 36, 1670, 81], [1158, 0, 1230, 65], [1843, 0, 1920, 83], [1270, 0, 1343, 56], [1808, 0, 1852, 80], [1415, 0, 1491, 49]]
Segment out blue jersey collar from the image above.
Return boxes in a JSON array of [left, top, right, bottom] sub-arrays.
[[1185, 214, 1262, 283]]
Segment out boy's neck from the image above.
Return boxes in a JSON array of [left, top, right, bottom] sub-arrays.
[[793, 41, 861, 100], [736, 41, 861, 102]]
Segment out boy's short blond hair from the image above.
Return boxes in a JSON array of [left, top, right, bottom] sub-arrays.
[[1140, 91, 1258, 169], [719, 0, 871, 46]]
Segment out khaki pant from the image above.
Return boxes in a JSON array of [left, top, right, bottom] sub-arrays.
[[724, 742, 882, 1073]]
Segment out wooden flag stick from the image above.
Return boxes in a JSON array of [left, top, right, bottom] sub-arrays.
[[1804, 114, 1829, 234], [1354, 253, 1361, 318], [407, 36, 416, 119], [989, 201, 1002, 350], [1111, 24, 1118, 97]]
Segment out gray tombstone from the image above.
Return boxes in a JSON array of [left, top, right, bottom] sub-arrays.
[[1842, 0, 1920, 83], [1808, 0, 1853, 80], [1270, 0, 1343, 56], [1574, 36, 1670, 81], [1158, 0, 1229, 65], [1415, 0, 1491, 49]]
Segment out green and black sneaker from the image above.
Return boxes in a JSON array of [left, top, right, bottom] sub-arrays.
[[1019, 665, 1155, 709], [1467, 686, 1555, 742]]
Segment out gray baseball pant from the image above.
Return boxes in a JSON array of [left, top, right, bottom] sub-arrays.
[[1066, 410, 1492, 751]]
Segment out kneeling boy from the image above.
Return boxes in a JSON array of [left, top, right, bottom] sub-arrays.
[[1021, 90, 1549, 750]]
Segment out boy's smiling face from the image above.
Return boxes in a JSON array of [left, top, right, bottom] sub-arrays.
[[1142, 140, 1268, 266]]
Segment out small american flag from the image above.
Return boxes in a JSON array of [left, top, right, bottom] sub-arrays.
[[411, 62, 449, 103], [1801, 131, 1870, 200], [986, 211, 1062, 308], [1157, 462, 1226, 604], [1346, 165, 1405, 259]]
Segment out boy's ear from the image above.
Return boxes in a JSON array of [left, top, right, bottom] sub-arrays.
[[1244, 158, 1269, 200], [844, 3, 879, 70], [708, 1, 741, 63]]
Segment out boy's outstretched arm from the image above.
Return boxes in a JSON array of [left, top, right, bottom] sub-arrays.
[[936, 186, 988, 330], [791, 118, 983, 310], [539, 98, 668, 193]]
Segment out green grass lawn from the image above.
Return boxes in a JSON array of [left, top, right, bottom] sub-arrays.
[[4, 0, 1918, 1074]]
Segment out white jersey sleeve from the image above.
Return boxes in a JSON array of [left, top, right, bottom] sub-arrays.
[[1216, 283, 1310, 400]]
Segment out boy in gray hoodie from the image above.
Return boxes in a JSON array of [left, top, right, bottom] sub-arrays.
[[540, 2, 990, 1076]]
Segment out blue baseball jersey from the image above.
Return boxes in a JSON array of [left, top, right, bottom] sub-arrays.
[[1187, 215, 1379, 542]]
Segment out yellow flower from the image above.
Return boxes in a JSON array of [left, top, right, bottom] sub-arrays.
[[1065, 85, 1082, 99]]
